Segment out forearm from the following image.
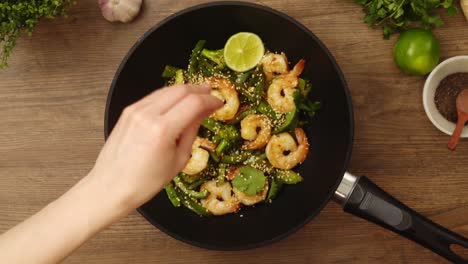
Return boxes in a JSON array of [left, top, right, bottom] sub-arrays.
[[0, 174, 129, 264]]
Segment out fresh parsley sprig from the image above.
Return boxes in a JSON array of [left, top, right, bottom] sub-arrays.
[[0, 0, 75, 68], [354, 0, 458, 39]]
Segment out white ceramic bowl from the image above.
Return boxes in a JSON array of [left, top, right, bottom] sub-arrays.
[[423, 55, 468, 137]]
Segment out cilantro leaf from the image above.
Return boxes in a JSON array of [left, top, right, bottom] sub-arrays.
[[231, 166, 266, 196], [354, 0, 457, 39], [293, 90, 321, 119]]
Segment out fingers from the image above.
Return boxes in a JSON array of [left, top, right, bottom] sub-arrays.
[[164, 94, 223, 135], [134, 84, 211, 115], [175, 122, 200, 169]]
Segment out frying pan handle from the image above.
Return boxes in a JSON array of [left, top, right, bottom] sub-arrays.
[[338, 174, 468, 263]]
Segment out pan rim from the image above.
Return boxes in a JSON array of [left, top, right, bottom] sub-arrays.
[[103, 0, 355, 251]]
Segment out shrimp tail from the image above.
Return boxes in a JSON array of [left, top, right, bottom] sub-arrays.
[[291, 59, 305, 77]]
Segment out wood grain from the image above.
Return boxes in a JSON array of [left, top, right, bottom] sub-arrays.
[[1, 0, 468, 263]]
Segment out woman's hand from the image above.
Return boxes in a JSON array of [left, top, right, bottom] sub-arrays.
[[0, 84, 222, 264], [89, 84, 222, 211]]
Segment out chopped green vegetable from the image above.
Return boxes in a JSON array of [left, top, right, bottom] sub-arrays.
[[231, 166, 266, 195], [216, 139, 229, 154], [175, 69, 184, 84], [267, 179, 283, 202], [199, 58, 216, 77], [354, 0, 458, 39], [273, 109, 298, 134], [276, 170, 303, 184], [235, 70, 253, 85], [209, 151, 220, 163], [162, 65, 181, 78], [179, 172, 201, 184], [174, 175, 209, 199], [216, 163, 227, 185], [258, 101, 278, 120], [201, 48, 225, 67], [188, 40, 206, 77], [230, 109, 256, 125], [293, 91, 320, 119], [253, 67, 267, 96], [202, 118, 240, 148], [175, 188, 211, 216], [298, 78, 312, 97], [221, 151, 252, 164], [244, 154, 275, 175], [164, 183, 181, 207], [187, 178, 205, 190]]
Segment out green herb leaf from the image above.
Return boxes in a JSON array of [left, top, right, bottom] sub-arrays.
[[0, 0, 75, 68], [231, 166, 266, 195], [354, 0, 456, 39]]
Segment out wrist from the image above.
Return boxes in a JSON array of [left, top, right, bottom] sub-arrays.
[[78, 171, 134, 223]]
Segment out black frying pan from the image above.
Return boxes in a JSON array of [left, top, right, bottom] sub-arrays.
[[104, 2, 468, 263]]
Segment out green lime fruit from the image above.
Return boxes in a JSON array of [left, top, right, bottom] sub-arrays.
[[393, 29, 440, 75], [224, 32, 265, 72]]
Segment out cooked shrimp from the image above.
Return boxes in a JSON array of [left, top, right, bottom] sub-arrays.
[[200, 180, 240, 215], [182, 137, 216, 175], [265, 128, 309, 170], [240, 114, 272, 150], [267, 59, 305, 113], [205, 77, 240, 121], [261, 52, 289, 81], [233, 182, 269, 206]]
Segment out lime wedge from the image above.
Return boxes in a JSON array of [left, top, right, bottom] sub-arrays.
[[224, 32, 265, 72]]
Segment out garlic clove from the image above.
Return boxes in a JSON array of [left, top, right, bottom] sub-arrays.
[[462, 0, 468, 21], [99, 0, 143, 23]]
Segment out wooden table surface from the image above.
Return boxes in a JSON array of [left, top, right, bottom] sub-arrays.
[[1, 0, 468, 263]]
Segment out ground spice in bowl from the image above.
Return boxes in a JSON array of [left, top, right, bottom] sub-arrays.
[[434, 72, 468, 123]]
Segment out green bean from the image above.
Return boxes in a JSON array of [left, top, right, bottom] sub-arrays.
[[188, 40, 206, 77], [202, 118, 222, 133], [188, 178, 205, 190], [230, 109, 255, 125], [273, 109, 298, 134], [258, 101, 278, 120], [237, 85, 256, 102], [199, 58, 215, 77], [235, 71, 253, 85], [175, 188, 211, 216], [267, 178, 283, 202], [221, 151, 252, 164], [209, 151, 220, 163], [174, 176, 209, 199], [276, 170, 303, 184], [254, 69, 266, 95], [164, 183, 181, 207], [179, 172, 201, 184], [216, 139, 229, 154], [202, 118, 240, 146], [216, 163, 227, 185]]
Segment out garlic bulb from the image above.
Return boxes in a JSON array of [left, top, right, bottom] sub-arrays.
[[99, 0, 143, 23]]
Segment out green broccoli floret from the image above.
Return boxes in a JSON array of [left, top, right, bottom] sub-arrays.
[[202, 118, 240, 153], [201, 49, 225, 68]]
